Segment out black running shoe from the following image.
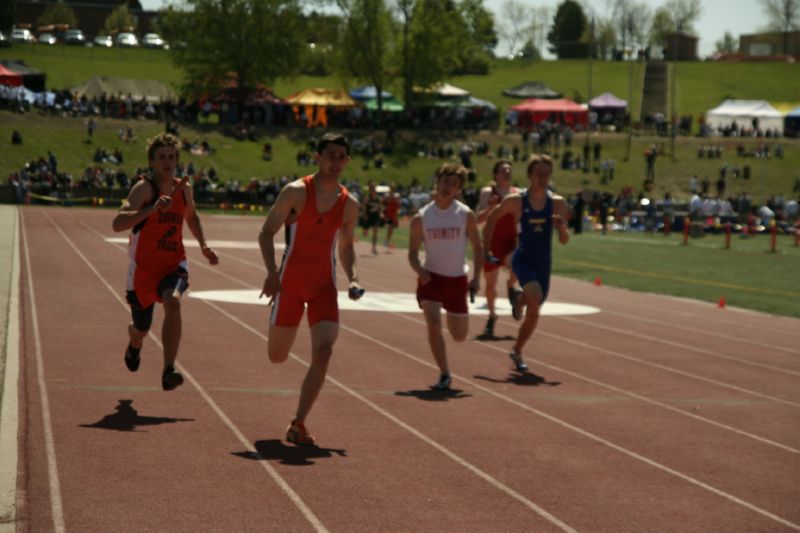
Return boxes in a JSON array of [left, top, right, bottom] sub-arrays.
[[432, 374, 452, 390], [162, 366, 184, 391], [124, 344, 141, 372], [483, 316, 497, 337]]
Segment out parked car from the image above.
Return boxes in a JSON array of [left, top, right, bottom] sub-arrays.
[[64, 29, 86, 45], [142, 33, 168, 49], [93, 35, 113, 48], [11, 28, 34, 43], [37, 33, 57, 45], [0, 31, 10, 48], [115, 32, 139, 47]]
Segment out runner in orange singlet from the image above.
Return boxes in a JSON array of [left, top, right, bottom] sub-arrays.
[[476, 160, 521, 338], [112, 133, 218, 391], [258, 132, 363, 446]]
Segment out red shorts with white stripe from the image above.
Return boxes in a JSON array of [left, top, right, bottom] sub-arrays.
[[416, 272, 468, 314], [270, 285, 339, 327]]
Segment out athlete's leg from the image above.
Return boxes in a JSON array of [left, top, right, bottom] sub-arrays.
[[294, 320, 338, 423], [483, 268, 500, 317], [446, 312, 469, 342], [421, 301, 449, 375], [512, 281, 544, 355], [128, 323, 147, 348], [161, 293, 181, 370], [268, 325, 299, 363]]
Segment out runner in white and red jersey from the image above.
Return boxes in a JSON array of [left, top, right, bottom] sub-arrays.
[[408, 163, 482, 391], [258, 132, 363, 446], [112, 133, 218, 391], [476, 159, 521, 338]]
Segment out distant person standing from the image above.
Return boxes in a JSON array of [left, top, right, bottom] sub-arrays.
[[645, 144, 657, 180], [87, 117, 96, 143], [484, 154, 570, 372], [382, 183, 401, 249], [111, 133, 219, 391], [409, 163, 482, 390], [258, 132, 363, 446], [361, 180, 382, 254], [476, 160, 521, 338]]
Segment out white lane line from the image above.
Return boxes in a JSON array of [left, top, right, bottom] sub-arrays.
[[0, 207, 20, 530], [556, 315, 800, 377], [19, 211, 65, 533], [202, 245, 800, 444], [79, 221, 577, 532], [340, 318, 800, 531], [200, 298, 577, 533], [53, 215, 329, 533], [595, 308, 800, 355], [387, 312, 800, 455]]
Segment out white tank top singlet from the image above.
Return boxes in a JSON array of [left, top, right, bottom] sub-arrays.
[[420, 200, 469, 277]]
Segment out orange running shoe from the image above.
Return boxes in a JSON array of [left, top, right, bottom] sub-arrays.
[[286, 419, 315, 446]]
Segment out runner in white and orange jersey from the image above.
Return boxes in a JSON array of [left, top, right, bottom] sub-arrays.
[[258, 132, 363, 446], [112, 133, 218, 391]]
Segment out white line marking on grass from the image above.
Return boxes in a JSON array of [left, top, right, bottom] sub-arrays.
[[20, 210, 65, 533], [56, 215, 329, 533], [341, 317, 800, 530], [0, 208, 21, 529]]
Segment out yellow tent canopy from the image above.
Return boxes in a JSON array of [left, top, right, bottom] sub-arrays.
[[286, 88, 356, 106]]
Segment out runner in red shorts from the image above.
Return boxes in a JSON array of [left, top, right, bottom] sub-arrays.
[[408, 163, 482, 390], [112, 133, 218, 391], [476, 160, 521, 337], [258, 132, 363, 445]]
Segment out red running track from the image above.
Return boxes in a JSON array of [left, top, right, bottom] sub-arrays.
[[9, 206, 800, 532]]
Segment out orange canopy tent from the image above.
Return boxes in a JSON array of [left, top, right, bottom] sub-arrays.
[[0, 64, 23, 88]]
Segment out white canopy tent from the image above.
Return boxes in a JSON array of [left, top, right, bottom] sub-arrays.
[[705, 99, 783, 134]]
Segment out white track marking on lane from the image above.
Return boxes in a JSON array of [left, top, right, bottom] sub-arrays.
[[51, 213, 329, 533], [555, 315, 800, 377], [81, 220, 578, 532], [0, 207, 20, 529], [340, 319, 800, 530], [19, 210, 65, 533]]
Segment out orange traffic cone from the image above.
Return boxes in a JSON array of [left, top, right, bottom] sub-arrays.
[[718, 297, 726, 309], [594, 276, 602, 286]]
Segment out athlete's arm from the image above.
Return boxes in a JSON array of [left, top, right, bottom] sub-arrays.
[[111, 179, 161, 232], [258, 181, 304, 299], [475, 186, 495, 224], [483, 193, 521, 256], [339, 195, 363, 299], [407, 214, 430, 284], [183, 182, 219, 265], [552, 196, 570, 245], [466, 210, 483, 293]]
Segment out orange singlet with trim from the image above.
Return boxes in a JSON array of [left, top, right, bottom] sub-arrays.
[[271, 175, 349, 327], [126, 177, 188, 308]]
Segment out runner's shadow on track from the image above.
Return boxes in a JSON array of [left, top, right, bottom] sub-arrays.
[[473, 333, 515, 342], [79, 400, 194, 432], [232, 440, 347, 466], [394, 388, 472, 401], [474, 372, 561, 387]]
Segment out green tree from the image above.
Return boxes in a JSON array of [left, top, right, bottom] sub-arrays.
[[547, 0, 588, 58], [649, 7, 674, 47], [334, 0, 394, 113], [163, 0, 304, 103], [498, 0, 534, 58], [665, 0, 702, 34], [761, 0, 800, 54], [104, 4, 136, 34], [0, 0, 16, 32], [714, 31, 738, 55], [36, 2, 78, 29], [455, 0, 497, 72]]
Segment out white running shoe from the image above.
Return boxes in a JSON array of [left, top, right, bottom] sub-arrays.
[[509, 350, 528, 372]]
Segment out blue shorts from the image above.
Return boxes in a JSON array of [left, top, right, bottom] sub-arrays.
[[511, 253, 550, 302]]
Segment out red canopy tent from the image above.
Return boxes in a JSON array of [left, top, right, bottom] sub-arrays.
[[0, 64, 23, 88], [510, 98, 588, 128]]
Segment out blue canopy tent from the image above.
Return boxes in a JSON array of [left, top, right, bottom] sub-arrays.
[[349, 85, 393, 102], [784, 106, 800, 138]]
